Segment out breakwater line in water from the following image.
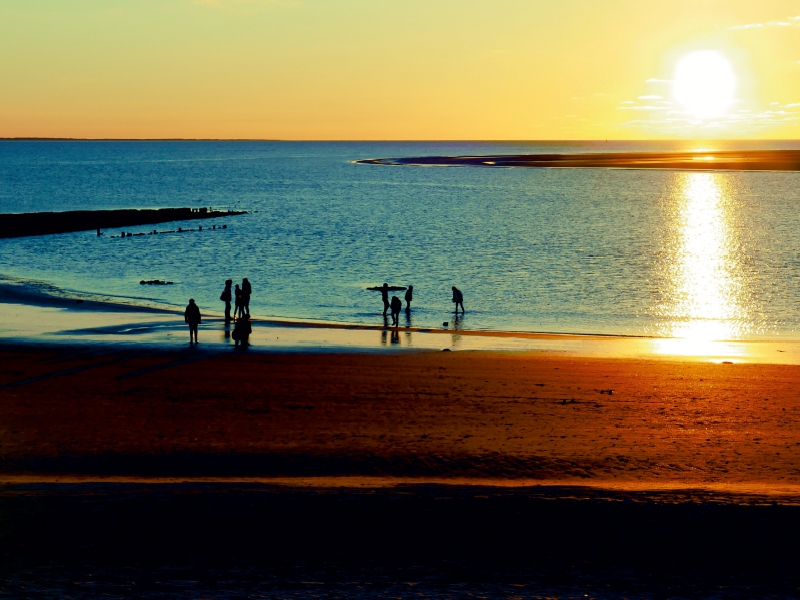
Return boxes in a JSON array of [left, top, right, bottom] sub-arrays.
[[0, 207, 246, 239]]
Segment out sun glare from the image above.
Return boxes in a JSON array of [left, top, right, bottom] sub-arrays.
[[673, 51, 736, 118], [658, 172, 749, 342]]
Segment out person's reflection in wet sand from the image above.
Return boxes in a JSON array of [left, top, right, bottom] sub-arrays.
[[451, 313, 463, 330], [233, 314, 251, 349], [223, 320, 231, 341], [380, 330, 388, 345], [404, 309, 413, 328], [390, 329, 400, 344]]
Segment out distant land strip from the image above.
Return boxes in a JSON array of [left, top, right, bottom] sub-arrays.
[[0, 137, 282, 141], [357, 149, 800, 171], [0, 208, 246, 239]]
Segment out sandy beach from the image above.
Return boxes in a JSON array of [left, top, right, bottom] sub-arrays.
[[3, 341, 800, 493], [3, 291, 800, 596]]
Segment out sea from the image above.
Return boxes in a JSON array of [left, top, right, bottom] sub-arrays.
[[2, 139, 800, 340]]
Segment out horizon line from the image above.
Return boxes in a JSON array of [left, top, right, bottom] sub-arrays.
[[2, 137, 800, 143]]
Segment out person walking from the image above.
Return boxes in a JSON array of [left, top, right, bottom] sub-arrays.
[[390, 295, 402, 326], [220, 279, 233, 323], [451, 286, 464, 314], [404, 285, 413, 311], [234, 284, 243, 321], [242, 278, 252, 316], [184, 298, 201, 343]]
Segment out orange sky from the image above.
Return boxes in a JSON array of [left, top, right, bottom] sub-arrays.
[[1, 0, 799, 139]]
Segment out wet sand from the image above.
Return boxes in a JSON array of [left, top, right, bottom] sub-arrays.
[[358, 149, 800, 171], [3, 345, 800, 490]]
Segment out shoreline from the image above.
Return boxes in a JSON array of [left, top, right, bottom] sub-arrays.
[[2, 276, 800, 362]]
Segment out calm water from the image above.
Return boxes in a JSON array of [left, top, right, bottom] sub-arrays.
[[2, 140, 800, 339]]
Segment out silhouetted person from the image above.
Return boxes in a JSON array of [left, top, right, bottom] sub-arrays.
[[184, 298, 201, 343], [233, 314, 251, 348], [220, 279, 233, 323], [242, 278, 252, 316], [452, 286, 464, 313], [390, 295, 402, 326], [234, 284, 243, 320], [380, 283, 390, 315], [404, 285, 413, 311]]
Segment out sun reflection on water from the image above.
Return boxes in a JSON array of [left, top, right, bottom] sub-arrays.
[[655, 172, 750, 341]]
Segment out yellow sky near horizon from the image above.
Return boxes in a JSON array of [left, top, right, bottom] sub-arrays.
[[1, 0, 800, 140]]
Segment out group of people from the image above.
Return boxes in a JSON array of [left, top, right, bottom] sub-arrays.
[[220, 278, 252, 348], [378, 283, 414, 326], [220, 278, 252, 322], [185, 278, 467, 346], [183, 277, 253, 347], [378, 283, 465, 326]]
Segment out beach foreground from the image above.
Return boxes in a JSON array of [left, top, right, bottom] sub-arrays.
[[3, 346, 800, 487], [3, 345, 800, 597]]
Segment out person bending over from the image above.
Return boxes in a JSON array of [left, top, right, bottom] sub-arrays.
[[451, 286, 464, 314], [390, 295, 402, 326]]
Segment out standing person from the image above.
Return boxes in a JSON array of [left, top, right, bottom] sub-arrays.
[[220, 279, 233, 323], [404, 285, 413, 311], [451, 286, 464, 314], [380, 283, 390, 316], [234, 284, 243, 321], [390, 295, 402, 326], [184, 298, 201, 344], [242, 278, 252, 316]]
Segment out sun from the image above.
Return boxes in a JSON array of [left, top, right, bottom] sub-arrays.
[[673, 51, 736, 118]]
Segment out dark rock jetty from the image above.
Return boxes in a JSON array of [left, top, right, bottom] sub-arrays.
[[0, 207, 246, 239]]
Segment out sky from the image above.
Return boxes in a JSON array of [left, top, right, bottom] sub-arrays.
[[1, 0, 800, 140]]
